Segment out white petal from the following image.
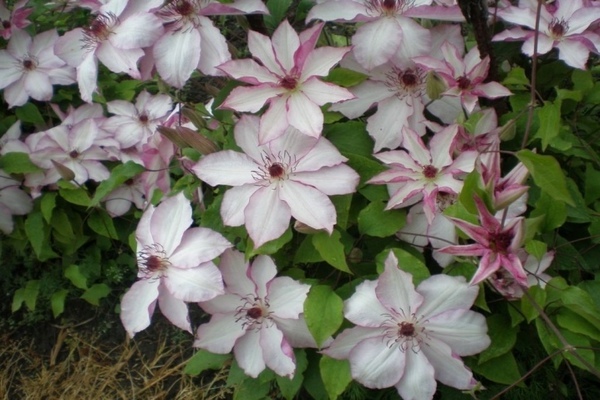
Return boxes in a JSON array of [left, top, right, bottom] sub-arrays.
[[287, 91, 323, 137], [195, 313, 246, 353], [420, 338, 476, 390], [279, 180, 336, 232], [154, 29, 201, 88], [416, 274, 478, 318], [344, 279, 392, 327], [169, 227, 231, 268], [352, 18, 403, 70], [267, 277, 310, 319], [271, 20, 300, 73], [234, 329, 266, 378], [261, 324, 296, 378], [221, 184, 261, 227], [119, 278, 159, 337], [426, 309, 490, 355], [349, 336, 405, 388], [197, 16, 231, 76], [245, 186, 291, 248], [157, 286, 192, 333], [192, 150, 257, 186], [163, 263, 224, 302], [394, 349, 436, 400], [291, 164, 359, 195], [147, 193, 192, 255]]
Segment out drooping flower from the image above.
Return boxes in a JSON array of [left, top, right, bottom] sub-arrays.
[[120, 192, 231, 337], [489, 250, 554, 300], [493, 0, 600, 69], [323, 252, 490, 399], [439, 196, 528, 286], [195, 249, 320, 378], [218, 20, 354, 143], [191, 115, 359, 248], [368, 126, 477, 223], [0, 29, 76, 108]]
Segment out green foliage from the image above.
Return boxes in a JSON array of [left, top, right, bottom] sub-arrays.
[[304, 285, 344, 347]]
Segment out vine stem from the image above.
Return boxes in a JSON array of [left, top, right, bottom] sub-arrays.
[[520, 0, 543, 149]]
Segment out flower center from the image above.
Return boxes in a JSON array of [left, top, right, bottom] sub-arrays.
[[69, 150, 79, 158], [159, 0, 201, 29], [269, 162, 285, 178], [246, 306, 264, 319], [488, 231, 513, 254], [382, 310, 426, 353], [366, 0, 413, 16], [280, 76, 298, 90], [548, 18, 568, 39], [422, 164, 438, 179], [83, 13, 117, 47], [386, 67, 425, 98], [22, 58, 36, 71], [457, 75, 471, 90], [138, 243, 170, 278], [139, 114, 149, 124], [2, 20, 11, 29], [252, 151, 297, 185], [236, 295, 272, 330]]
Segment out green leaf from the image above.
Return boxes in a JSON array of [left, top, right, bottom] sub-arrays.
[[184, 350, 231, 376], [51, 289, 69, 318], [357, 201, 406, 237], [264, 0, 293, 31], [247, 225, 293, 256], [41, 192, 57, 223], [312, 230, 351, 274], [479, 315, 518, 364], [524, 240, 547, 261], [25, 211, 58, 261], [15, 103, 45, 125], [51, 209, 76, 241], [535, 101, 561, 150], [233, 377, 271, 400], [294, 235, 324, 264], [458, 170, 488, 214], [557, 308, 600, 343], [520, 285, 546, 322], [560, 286, 600, 332], [58, 183, 91, 206], [516, 150, 574, 206], [585, 164, 600, 205], [12, 288, 25, 312], [320, 356, 352, 400], [89, 161, 145, 206], [275, 350, 308, 400], [502, 66, 529, 86], [64, 264, 88, 290], [331, 194, 352, 230], [0, 152, 41, 173], [474, 351, 521, 385], [87, 209, 119, 239], [530, 191, 566, 231], [304, 285, 344, 347], [81, 283, 111, 306], [324, 121, 373, 157], [375, 248, 429, 286], [24, 280, 40, 311], [324, 67, 368, 87]]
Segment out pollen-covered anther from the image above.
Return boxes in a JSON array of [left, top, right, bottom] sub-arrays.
[[386, 67, 425, 98], [548, 18, 568, 39], [235, 295, 273, 330], [252, 151, 297, 184]]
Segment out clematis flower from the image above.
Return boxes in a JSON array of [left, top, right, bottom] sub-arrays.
[[489, 250, 554, 300], [0, 170, 33, 234], [414, 42, 512, 113], [368, 126, 477, 223], [151, 0, 268, 88], [0, 0, 32, 39], [307, 0, 464, 70], [218, 20, 354, 143], [323, 252, 490, 399], [195, 249, 320, 378], [54, 0, 164, 102], [493, 0, 600, 69], [0, 29, 76, 108], [191, 115, 359, 248], [439, 196, 528, 286], [120, 192, 232, 337]]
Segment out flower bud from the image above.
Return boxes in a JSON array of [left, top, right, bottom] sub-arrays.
[[51, 160, 75, 181], [426, 71, 447, 101]]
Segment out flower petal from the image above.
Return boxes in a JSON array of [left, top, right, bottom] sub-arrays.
[[376, 252, 424, 315], [260, 324, 296, 378], [426, 309, 490, 356], [349, 336, 405, 388], [192, 150, 257, 186], [420, 338, 477, 390], [394, 349, 437, 400], [291, 164, 359, 195], [279, 180, 336, 232], [287, 91, 324, 137], [195, 313, 246, 353], [120, 278, 159, 337], [169, 227, 231, 268], [221, 184, 261, 226], [234, 329, 266, 378], [163, 262, 224, 302], [154, 29, 201, 88], [268, 277, 310, 319], [352, 18, 403, 70], [147, 192, 192, 255], [157, 286, 192, 333], [245, 186, 291, 248], [345, 279, 392, 327]]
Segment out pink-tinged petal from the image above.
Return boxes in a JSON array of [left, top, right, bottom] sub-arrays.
[[353, 18, 403, 70], [306, 0, 369, 22], [249, 255, 278, 299], [438, 243, 486, 257], [4, 78, 28, 108], [120, 278, 159, 337], [401, 128, 431, 166], [154, 29, 200, 88], [96, 42, 142, 78], [492, 26, 532, 42], [405, 4, 466, 21], [0, 187, 32, 215], [201, 0, 268, 15], [420, 339, 477, 390], [195, 313, 245, 353], [274, 316, 319, 348], [323, 326, 383, 360], [290, 136, 344, 171], [301, 77, 354, 106], [107, 100, 136, 117], [448, 150, 477, 174], [556, 40, 591, 70], [447, 217, 489, 245], [569, 8, 600, 34], [416, 274, 478, 318], [522, 34, 554, 56], [349, 336, 405, 388], [147, 193, 192, 255], [54, 28, 89, 68], [474, 81, 512, 99], [197, 16, 231, 76], [24, 70, 53, 101], [218, 59, 279, 84], [157, 286, 192, 333], [163, 263, 224, 302], [295, 22, 323, 71], [235, 329, 266, 378], [266, 277, 309, 319], [497, 6, 538, 30], [291, 165, 359, 195], [111, 13, 163, 49], [345, 280, 392, 327], [219, 249, 255, 295], [394, 349, 436, 400], [386, 180, 426, 210], [377, 252, 424, 314], [259, 96, 289, 144], [429, 126, 458, 169], [222, 84, 286, 113], [245, 186, 291, 249], [221, 184, 261, 226], [0, 52, 22, 89], [330, 80, 391, 119], [248, 30, 284, 77], [433, 174, 463, 195], [272, 20, 300, 73], [501, 253, 528, 286], [474, 196, 500, 231], [260, 325, 296, 377], [426, 309, 490, 356], [169, 227, 231, 268], [390, 17, 432, 63], [279, 180, 336, 232], [471, 251, 502, 285], [367, 96, 412, 152], [287, 91, 323, 137], [192, 150, 257, 186], [199, 293, 242, 315], [301, 47, 350, 79]]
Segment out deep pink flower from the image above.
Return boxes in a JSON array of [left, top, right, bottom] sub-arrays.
[[490, 250, 554, 300]]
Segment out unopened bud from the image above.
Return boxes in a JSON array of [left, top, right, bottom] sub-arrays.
[[293, 221, 322, 234], [499, 119, 516, 141], [51, 160, 75, 181], [348, 247, 363, 264], [181, 107, 207, 130], [157, 126, 189, 149], [426, 71, 447, 101], [176, 126, 219, 155]]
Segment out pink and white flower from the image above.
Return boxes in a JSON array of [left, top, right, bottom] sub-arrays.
[[120, 192, 231, 337], [0, 29, 75, 108], [0, 170, 33, 234], [323, 252, 490, 399], [195, 249, 320, 378], [489, 250, 554, 300], [218, 20, 354, 143], [191, 115, 359, 248], [0, 0, 32, 40]]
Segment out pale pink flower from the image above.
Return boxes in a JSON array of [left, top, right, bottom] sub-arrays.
[[489, 250, 554, 300], [414, 42, 512, 113], [368, 126, 477, 223], [54, 0, 164, 102], [439, 196, 528, 286], [323, 252, 490, 399], [191, 115, 359, 248], [195, 249, 320, 378], [0, 29, 75, 108], [120, 192, 231, 337], [218, 20, 354, 143], [0, 170, 33, 234], [150, 0, 268, 88], [307, 0, 464, 70], [0, 0, 32, 39], [493, 0, 600, 69]]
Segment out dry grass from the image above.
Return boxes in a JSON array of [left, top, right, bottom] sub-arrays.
[[0, 324, 233, 400]]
